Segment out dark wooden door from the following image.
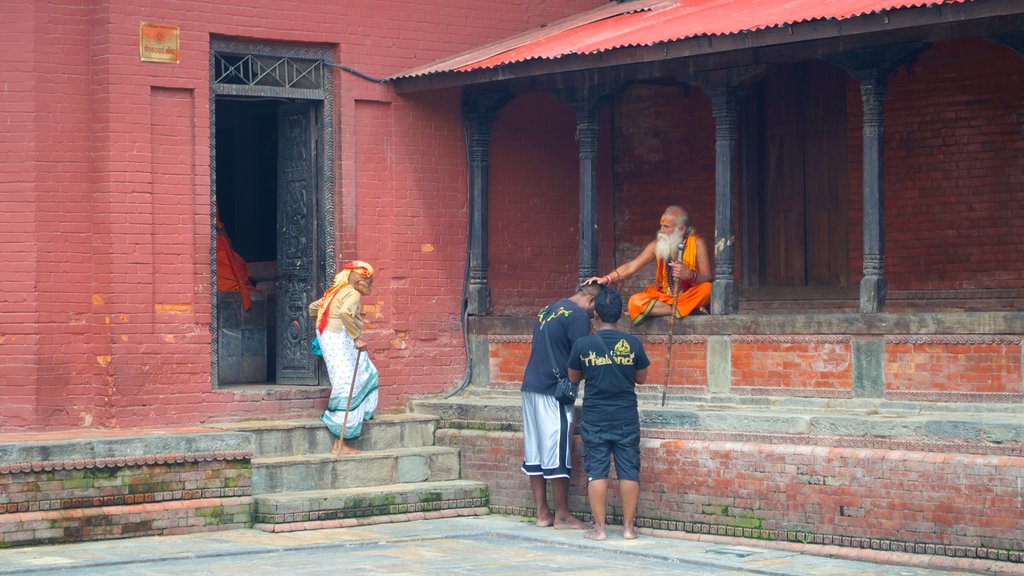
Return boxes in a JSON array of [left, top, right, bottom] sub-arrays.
[[759, 61, 847, 287], [275, 102, 320, 385]]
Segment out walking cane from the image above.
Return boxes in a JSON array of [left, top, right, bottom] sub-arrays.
[[335, 348, 363, 453], [662, 234, 689, 407]]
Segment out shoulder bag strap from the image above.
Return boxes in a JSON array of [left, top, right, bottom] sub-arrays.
[[541, 323, 564, 380]]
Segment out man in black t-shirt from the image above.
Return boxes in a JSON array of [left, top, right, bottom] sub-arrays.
[[520, 282, 599, 529], [568, 287, 650, 541]]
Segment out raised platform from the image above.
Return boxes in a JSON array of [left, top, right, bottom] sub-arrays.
[[413, 385, 1024, 566]]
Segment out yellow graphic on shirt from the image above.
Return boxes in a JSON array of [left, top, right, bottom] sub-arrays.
[[581, 338, 635, 367], [538, 305, 573, 327]]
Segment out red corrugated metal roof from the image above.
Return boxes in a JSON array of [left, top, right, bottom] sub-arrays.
[[393, 0, 970, 79]]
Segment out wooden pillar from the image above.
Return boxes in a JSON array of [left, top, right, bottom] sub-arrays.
[[571, 99, 600, 284], [855, 68, 889, 313], [826, 43, 926, 313], [556, 82, 621, 285], [462, 91, 513, 316], [692, 66, 762, 315], [709, 88, 740, 315]]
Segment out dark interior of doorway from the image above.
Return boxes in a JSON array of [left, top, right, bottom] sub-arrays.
[[215, 97, 285, 385]]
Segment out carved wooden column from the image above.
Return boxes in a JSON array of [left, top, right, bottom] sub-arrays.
[[855, 68, 889, 313], [827, 44, 926, 313], [571, 99, 600, 284], [709, 88, 740, 314], [693, 67, 761, 315], [557, 83, 620, 285], [463, 91, 513, 316]]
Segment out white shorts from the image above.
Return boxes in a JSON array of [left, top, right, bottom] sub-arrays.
[[520, 391, 574, 479]]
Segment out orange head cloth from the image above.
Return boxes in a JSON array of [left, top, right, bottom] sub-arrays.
[[316, 261, 375, 334]]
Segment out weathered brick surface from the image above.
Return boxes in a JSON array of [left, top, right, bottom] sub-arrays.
[[0, 458, 253, 547], [883, 40, 1024, 291], [731, 339, 853, 395], [489, 335, 1022, 400], [441, 428, 1024, 558], [885, 337, 1023, 396]]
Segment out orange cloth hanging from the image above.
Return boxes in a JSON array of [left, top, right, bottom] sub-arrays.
[[216, 216, 255, 311]]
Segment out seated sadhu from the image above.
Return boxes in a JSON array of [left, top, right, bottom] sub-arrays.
[[586, 205, 711, 324], [216, 214, 256, 311]]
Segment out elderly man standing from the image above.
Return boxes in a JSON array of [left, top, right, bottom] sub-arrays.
[[586, 205, 711, 325]]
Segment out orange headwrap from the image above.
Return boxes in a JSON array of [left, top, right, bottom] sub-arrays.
[[316, 261, 375, 334]]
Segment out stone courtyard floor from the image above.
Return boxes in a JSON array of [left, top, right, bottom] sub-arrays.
[[1, 514, 1015, 576]]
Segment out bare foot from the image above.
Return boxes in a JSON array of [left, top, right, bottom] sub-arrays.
[[622, 529, 639, 540], [583, 529, 606, 541], [553, 515, 591, 530], [535, 516, 554, 528], [331, 440, 360, 454]]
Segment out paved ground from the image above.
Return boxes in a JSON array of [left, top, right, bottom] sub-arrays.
[[0, 515, 994, 576]]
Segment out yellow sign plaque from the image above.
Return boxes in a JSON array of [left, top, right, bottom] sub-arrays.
[[140, 23, 180, 63]]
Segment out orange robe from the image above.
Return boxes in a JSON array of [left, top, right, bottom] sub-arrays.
[[216, 223, 255, 311], [627, 233, 711, 324]]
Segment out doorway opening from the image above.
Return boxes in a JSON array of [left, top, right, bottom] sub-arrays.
[[214, 98, 283, 385], [209, 41, 334, 388]]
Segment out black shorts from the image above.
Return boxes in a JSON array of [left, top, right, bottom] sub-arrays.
[[581, 418, 640, 482]]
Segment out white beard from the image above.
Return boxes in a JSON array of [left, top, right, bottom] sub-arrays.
[[655, 229, 684, 262]]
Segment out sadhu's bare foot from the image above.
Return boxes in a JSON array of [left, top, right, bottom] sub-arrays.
[[583, 529, 606, 541], [535, 516, 554, 528], [553, 514, 591, 530], [622, 528, 639, 540]]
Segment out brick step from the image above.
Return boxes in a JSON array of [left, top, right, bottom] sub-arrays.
[[252, 480, 489, 530], [206, 413, 438, 457], [252, 446, 461, 493], [413, 392, 1024, 446]]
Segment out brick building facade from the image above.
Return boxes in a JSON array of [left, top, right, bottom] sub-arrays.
[[2, 0, 1023, 564]]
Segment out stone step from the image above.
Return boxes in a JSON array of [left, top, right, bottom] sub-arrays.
[[253, 480, 489, 528], [252, 446, 461, 493], [412, 392, 1024, 444], [206, 413, 438, 457]]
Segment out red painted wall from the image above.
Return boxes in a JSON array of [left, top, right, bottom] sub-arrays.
[[0, 0, 606, 431]]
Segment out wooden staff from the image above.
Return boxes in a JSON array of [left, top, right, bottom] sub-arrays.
[[335, 348, 363, 453], [662, 232, 690, 407]]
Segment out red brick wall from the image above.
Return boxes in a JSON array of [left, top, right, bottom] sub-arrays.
[[643, 337, 708, 388], [1, 0, 607, 431], [884, 40, 1024, 291], [441, 428, 1024, 556], [488, 335, 1022, 399], [884, 336, 1023, 401], [731, 338, 853, 397], [611, 84, 716, 294], [0, 457, 251, 546], [488, 91, 616, 316]]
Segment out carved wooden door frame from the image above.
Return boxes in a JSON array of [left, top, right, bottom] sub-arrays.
[[209, 38, 335, 387]]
